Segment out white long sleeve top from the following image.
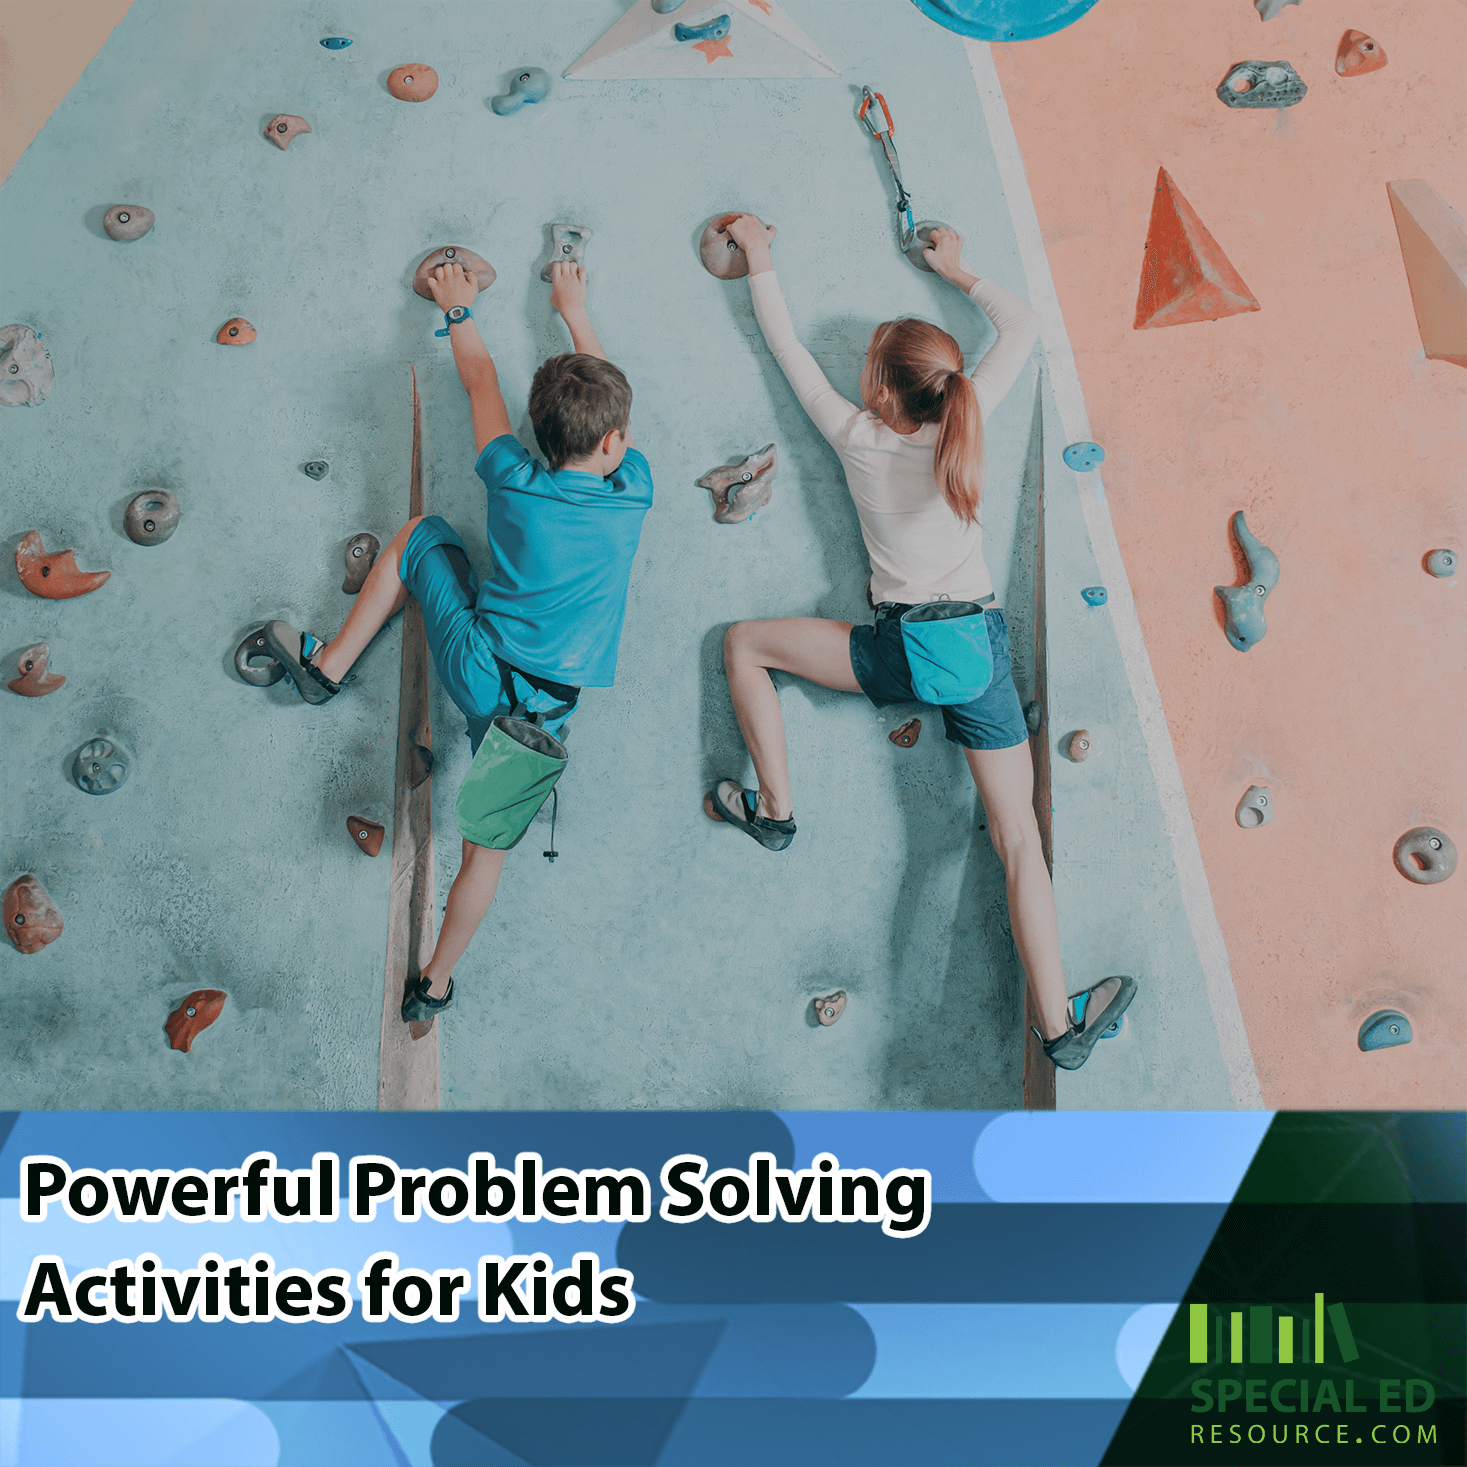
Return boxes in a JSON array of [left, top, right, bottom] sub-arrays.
[[748, 265, 1041, 605]]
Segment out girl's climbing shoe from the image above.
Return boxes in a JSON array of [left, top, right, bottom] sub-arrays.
[[1033, 974, 1137, 1071], [401, 975, 453, 1024], [264, 620, 341, 705], [704, 780, 796, 852]]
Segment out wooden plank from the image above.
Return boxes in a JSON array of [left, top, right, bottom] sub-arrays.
[[378, 367, 440, 1110]]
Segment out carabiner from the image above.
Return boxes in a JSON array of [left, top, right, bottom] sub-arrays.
[[859, 85, 895, 138]]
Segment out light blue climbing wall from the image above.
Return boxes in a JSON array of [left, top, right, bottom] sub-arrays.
[[0, 0, 1227, 1111]]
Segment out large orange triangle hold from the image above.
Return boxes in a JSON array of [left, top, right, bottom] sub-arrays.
[[1387, 180, 1467, 369], [1134, 168, 1260, 329]]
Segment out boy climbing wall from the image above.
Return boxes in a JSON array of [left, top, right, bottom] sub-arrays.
[[259, 258, 654, 1025]]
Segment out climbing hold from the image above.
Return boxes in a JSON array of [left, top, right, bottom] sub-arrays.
[[103, 204, 154, 241], [165, 989, 226, 1053], [0, 324, 54, 407], [343, 532, 380, 593], [1235, 785, 1274, 828], [1255, 0, 1300, 20], [491, 67, 551, 115], [234, 627, 285, 687], [1134, 168, 1260, 329], [890, 718, 921, 748], [1063, 441, 1105, 472], [1215, 510, 1279, 651], [1386, 180, 1467, 370], [1217, 60, 1308, 109], [699, 213, 767, 280], [388, 63, 438, 102], [1067, 730, 1094, 762], [904, 220, 957, 274], [1081, 586, 1107, 607], [217, 318, 256, 345], [413, 246, 496, 299], [1393, 826, 1457, 885], [1358, 1010, 1412, 1052], [813, 990, 847, 1026], [1425, 549, 1457, 577], [124, 491, 180, 547], [302, 460, 330, 481], [15, 531, 109, 600], [1024, 700, 1042, 736], [675, 14, 730, 43], [539, 223, 593, 283], [9, 643, 64, 698], [320, 37, 352, 49], [347, 816, 385, 857], [697, 443, 778, 524], [652, 0, 686, 10], [4, 874, 63, 954], [265, 114, 311, 150], [1336, 30, 1386, 77], [72, 736, 129, 795]]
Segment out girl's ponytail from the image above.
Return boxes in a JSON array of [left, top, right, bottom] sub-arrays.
[[934, 369, 983, 525]]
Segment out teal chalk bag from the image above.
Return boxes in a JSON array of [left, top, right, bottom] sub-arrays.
[[899, 600, 994, 705], [455, 716, 568, 851]]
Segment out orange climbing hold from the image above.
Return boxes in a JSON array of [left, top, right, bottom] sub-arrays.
[[1335, 30, 1387, 78], [1133, 168, 1260, 330], [1387, 180, 1467, 369]]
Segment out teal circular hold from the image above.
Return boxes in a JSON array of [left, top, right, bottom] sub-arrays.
[[1063, 441, 1105, 472], [1081, 586, 1107, 607], [907, 0, 1101, 42]]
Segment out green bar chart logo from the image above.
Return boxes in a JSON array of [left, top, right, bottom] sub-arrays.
[[1189, 1294, 1360, 1366]]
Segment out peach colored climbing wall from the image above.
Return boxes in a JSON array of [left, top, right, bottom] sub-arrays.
[[992, 0, 1466, 1108], [0, 0, 133, 183]]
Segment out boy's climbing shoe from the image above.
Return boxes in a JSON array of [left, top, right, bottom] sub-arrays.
[[401, 974, 454, 1025], [264, 620, 341, 705], [1033, 974, 1137, 1071], [704, 780, 796, 852]]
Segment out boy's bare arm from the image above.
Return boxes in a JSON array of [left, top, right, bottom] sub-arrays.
[[546, 262, 607, 361], [428, 263, 514, 453]]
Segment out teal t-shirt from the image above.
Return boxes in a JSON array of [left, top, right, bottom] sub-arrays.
[[473, 434, 653, 688]]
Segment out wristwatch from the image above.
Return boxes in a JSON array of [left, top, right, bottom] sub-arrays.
[[435, 305, 473, 337]]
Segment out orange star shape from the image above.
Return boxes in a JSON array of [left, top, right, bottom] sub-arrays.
[[748, 0, 773, 13], [693, 36, 734, 63]]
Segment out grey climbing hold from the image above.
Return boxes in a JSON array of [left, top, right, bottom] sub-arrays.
[[539, 224, 593, 284], [1217, 61, 1308, 109], [124, 491, 179, 546], [0, 325, 53, 407], [1215, 510, 1278, 651], [905, 219, 955, 274], [1255, 0, 1300, 21], [1081, 586, 1107, 607], [1358, 1010, 1412, 1052], [72, 736, 129, 795], [303, 460, 330, 480], [343, 532, 380, 594], [1063, 441, 1105, 472], [235, 627, 285, 687], [697, 443, 778, 525], [1425, 549, 1457, 577], [103, 205, 155, 242], [675, 14, 730, 43], [1393, 826, 1457, 885], [1236, 785, 1274, 828], [1024, 700, 1042, 736], [413, 246, 496, 299], [491, 67, 550, 116]]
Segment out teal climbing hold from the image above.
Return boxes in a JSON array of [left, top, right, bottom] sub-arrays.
[[1063, 441, 1105, 472], [675, 15, 730, 43], [1081, 586, 1107, 607], [320, 38, 352, 49], [1358, 1011, 1412, 1052], [492, 68, 551, 116], [1214, 511, 1278, 652], [907, 1, 1101, 43]]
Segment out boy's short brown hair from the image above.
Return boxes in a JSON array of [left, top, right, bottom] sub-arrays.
[[528, 354, 633, 471]]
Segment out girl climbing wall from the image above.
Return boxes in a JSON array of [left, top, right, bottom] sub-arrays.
[[706, 213, 1135, 1072]]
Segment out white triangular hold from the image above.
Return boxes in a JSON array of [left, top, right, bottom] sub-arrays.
[[565, 0, 838, 81]]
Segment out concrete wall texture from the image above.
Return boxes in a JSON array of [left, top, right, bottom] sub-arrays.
[[2, 1, 1461, 1111]]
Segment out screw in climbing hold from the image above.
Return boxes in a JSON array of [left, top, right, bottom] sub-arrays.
[[1080, 586, 1108, 607], [320, 37, 352, 49], [165, 989, 227, 1052], [302, 461, 330, 481], [1216, 61, 1308, 110], [342, 532, 380, 593], [675, 14, 731, 43], [1063, 442, 1105, 472], [813, 990, 847, 1026], [1067, 730, 1094, 762], [413, 246, 495, 299], [539, 223, 593, 283], [1393, 826, 1457, 885], [388, 64, 438, 102], [347, 816, 385, 857], [1235, 785, 1274, 828], [264, 115, 311, 151], [889, 718, 921, 748], [4, 874, 63, 954], [217, 318, 256, 345], [103, 204, 155, 241], [491, 66, 551, 116], [1358, 1010, 1412, 1052], [124, 490, 180, 546], [1215, 510, 1278, 651], [697, 443, 778, 524], [1425, 549, 1457, 577], [234, 627, 285, 687], [71, 736, 129, 795]]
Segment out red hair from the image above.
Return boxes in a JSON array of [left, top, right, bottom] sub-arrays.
[[865, 319, 984, 525]]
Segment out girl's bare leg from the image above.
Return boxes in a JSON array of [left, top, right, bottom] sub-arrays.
[[313, 516, 421, 685], [722, 618, 862, 820], [420, 841, 506, 999]]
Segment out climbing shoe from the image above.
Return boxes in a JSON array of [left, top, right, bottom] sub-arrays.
[[704, 779, 796, 852], [401, 974, 454, 1025], [1033, 974, 1137, 1071], [264, 620, 341, 705]]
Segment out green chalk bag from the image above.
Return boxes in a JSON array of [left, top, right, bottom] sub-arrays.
[[455, 716, 568, 851], [899, 600, 994, 705]]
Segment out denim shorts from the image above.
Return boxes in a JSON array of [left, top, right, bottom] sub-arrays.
[[849, 605, 1028, 751]]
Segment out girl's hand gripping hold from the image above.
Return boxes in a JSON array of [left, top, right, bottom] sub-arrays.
[[724, 213, 778, 272]]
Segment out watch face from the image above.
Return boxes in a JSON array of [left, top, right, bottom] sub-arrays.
[[449, 307, 467, 320]]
